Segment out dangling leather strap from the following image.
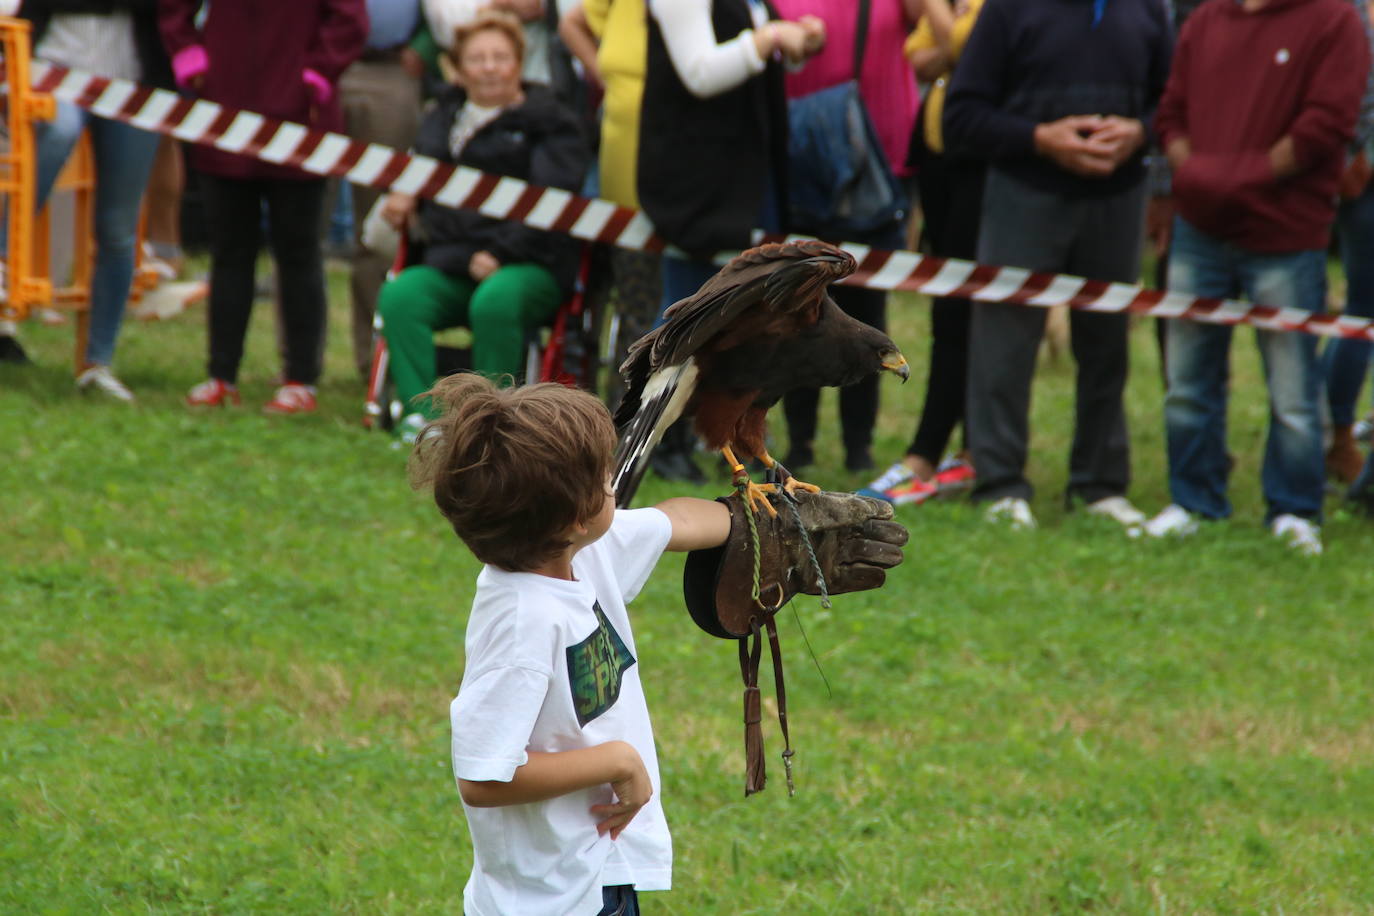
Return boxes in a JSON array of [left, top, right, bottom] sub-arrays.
[[765, 614, 795, 797], [740, 618, 767, 795]]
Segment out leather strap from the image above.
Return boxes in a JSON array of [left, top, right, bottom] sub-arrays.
[[740, 618, 767, 795], [852, 0, 871, 83], [765, 615, 795, 796]]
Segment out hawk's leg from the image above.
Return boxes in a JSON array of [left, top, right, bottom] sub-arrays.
[[759, 450, 822, 496], [721, 446, 779, 517]]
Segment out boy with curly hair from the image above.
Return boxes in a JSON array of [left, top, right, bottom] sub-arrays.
[[409, 372, 729, 916]]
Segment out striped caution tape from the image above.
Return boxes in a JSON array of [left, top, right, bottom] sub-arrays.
[[30, 61, 1374, 343]]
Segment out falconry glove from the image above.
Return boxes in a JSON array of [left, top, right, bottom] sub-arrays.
[[683, 490, 908, 795]]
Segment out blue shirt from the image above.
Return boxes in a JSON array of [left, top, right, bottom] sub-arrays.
[[365, 0, 420, 50]]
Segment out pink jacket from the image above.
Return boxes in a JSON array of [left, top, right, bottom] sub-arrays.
[[159, 0, 368, 180], [773, 0, 919, 176]]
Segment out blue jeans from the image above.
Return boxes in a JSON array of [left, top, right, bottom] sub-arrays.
[[36, 102, 160, 367], [1164, 218, 1326, 521], [1322, 183, 1374, 426]]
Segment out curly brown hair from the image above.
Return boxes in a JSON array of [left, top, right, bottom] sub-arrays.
[[409, 374, 617, 572]]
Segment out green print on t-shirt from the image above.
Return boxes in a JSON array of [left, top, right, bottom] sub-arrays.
[[566, 602, 636, 727]]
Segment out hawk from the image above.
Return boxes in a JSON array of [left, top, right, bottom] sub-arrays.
[[613, 240, 909, 512]]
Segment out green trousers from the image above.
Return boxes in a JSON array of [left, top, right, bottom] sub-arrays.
[[377, 263, 562, 417]]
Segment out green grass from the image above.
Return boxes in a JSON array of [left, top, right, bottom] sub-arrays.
[[4, 263, 1374, 914]]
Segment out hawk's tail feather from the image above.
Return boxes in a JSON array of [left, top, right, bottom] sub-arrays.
[[612, 360, 699, 508]]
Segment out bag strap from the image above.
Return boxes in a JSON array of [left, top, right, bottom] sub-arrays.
[[852, 0, 872, 84]]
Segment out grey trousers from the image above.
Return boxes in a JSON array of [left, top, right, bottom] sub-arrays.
[[341, 58, 422, 377], [967, 168, 1146, 504]]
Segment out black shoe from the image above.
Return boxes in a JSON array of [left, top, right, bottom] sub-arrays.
[[845, 447, 874, 473], [649, 448, 706, 486], [0, 335, 30, 364]]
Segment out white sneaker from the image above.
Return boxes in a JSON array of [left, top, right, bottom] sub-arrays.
[[985, 496, 1036, 530], [1086, 495, 1147, 532], [1142, 504, 1199, 538], [76, 365, 134, 402], [1271, 514, 1322, 556]]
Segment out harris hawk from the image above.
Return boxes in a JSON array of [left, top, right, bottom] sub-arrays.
[[613, 240, 910, 513]]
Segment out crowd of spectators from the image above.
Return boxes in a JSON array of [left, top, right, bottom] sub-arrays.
[[2, 0, 1373, 553]]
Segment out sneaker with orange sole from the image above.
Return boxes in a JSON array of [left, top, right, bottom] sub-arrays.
[[186, 378, 240, 407], [263, 382, 317, 415]]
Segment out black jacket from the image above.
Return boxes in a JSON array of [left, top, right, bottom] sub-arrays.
[[18, 0, 173, 89], [637, 0, 789, 257], [414, 83, 589, 292]]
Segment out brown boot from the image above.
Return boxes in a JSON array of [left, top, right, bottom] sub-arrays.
[[1327, 425, 1366, 484]]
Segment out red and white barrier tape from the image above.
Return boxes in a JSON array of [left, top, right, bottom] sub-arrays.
[[31, 61, 1374, 343]]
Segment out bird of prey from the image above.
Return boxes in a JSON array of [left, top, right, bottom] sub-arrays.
[[612, 240, 910, 513]]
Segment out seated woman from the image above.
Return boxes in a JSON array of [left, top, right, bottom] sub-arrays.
[[377, 9, 589, 434]]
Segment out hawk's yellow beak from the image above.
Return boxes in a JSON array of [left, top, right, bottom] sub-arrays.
[[881, 352, 910, 383]]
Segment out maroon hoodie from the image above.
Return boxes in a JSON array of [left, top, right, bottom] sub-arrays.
[[1154, 0, 1370, 252]]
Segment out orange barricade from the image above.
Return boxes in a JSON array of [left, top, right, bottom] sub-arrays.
[[0, 16, 55, 322]]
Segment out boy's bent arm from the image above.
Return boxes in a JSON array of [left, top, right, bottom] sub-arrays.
[[459, 740, 643, 807], [656, 497, 731, 551]]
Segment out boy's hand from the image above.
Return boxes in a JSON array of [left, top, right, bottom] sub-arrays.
[[590, 741, 652, 840]]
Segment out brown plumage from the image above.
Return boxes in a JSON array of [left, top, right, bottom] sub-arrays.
[[613, 240, 909, 510]]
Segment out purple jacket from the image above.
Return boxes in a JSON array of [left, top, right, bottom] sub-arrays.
[[158, 0, 368, 180]]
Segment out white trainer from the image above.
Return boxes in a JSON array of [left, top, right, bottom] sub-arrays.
[[76, 365, 134, 402], [985, 496, 1036, 530], [1271, 514, 1322, 556], [1143, 504, 1199, 538], [1086, 495, 1147, 532]]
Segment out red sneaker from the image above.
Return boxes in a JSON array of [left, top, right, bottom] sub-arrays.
[[885, 476, 938, 506], [263, 382, 317, 415], [186, 378, 240, 407], [934, 460, 976, 494]]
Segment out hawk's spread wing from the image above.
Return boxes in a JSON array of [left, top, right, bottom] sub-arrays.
[[612, 241, 856, 507]]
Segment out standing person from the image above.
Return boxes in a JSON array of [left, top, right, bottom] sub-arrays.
[[943, 0, 1172, 530], [341, 0, 426, 381], [636, 0, 824, 483], [1144, 0, 1370, 555], [3, 1, 173, 398], [861, 0, 985, 505], [159, 0, 368, 413], [1322, 0, 1374, 483], [773, 0, 921, 474]]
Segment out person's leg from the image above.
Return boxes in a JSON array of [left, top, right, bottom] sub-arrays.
[[834, 283, 886, 469], [604, 249, 662, 413], [1241, 247, 1327, 523], [1162, 218, 1239, 519], [1323, 187, 1374, 478], [143, 136, 186, 269], [1060, 181, 1146, 504], [344, 60, 423, 378], [467, 263, 563, 382], [264, 178, 329, 385], [201, 175, 266, 384], [377, 265, 474, 416], [907, 156, 984, 472], [84, 115, 161, 368], [34, 100, 88, 207], [966, 169, 1077, 504]]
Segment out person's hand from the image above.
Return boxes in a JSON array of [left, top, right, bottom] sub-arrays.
[[769, 20, 819, 65], [380, 191, 416, 229], [400, 47, 425, 81], [589, 741, 652, 840], [0, 1, 22, 18], [487, 0, 543, 22], [797, 14, 826, 55], [1086, 116, 1145, 170], [469, 250, 501, 281], [1033, 115, 1115, 178], [1166, 136, 1192, 172], [1145, 195, 1174, 258]]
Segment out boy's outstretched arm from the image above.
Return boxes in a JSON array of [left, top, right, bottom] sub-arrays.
[[656, 497, 731, 551], [459, 740, 651, 839]]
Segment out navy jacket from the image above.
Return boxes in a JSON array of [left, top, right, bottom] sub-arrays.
[[943, 0, 1172, 196]]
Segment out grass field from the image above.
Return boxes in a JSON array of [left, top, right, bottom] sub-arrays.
[[4, 262, 1374, 914]]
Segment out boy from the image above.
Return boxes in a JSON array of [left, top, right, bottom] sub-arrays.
[[409, 371, 731, 916]]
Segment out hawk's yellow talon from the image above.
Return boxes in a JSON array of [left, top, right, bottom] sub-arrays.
[[784, 477, 821, 495], [744, 481, 778, 517]]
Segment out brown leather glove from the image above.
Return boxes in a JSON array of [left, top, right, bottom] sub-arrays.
[[683, 489, 908, 638]]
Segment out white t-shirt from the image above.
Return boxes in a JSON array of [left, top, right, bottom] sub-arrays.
[[451, 508, 675, 916]]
